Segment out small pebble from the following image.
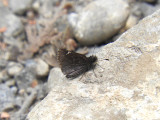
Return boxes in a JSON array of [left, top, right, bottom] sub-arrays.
[[31, 80, 38, 88], [7, 62, 23, 76], [35, 59, 49, 77], [10, 86, 18, 95], [0, 70, 9, 83], [9, 0, 34, 15], [0, 59, 8, 69], [0, 112, 10, 119], [5, 79, 16, 87], [26, 87, 34, 94], [125, 14, 139, 29], [19, 89, 26, 96], [15, 96, 24, 107], [0, 84, 15, 112], [32, 1, 40, 11]]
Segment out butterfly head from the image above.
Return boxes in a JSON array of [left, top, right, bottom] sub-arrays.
[[89, 56, 97, 64]]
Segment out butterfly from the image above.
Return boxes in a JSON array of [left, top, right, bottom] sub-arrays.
[[57, 49, 97, 79]]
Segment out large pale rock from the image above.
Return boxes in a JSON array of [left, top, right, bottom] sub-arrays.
[[27, 10, 160, 120], [68, 0, 129, 45]]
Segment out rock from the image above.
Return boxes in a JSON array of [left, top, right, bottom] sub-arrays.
[[5, 79, 16, 87], [130, 2, 143, 19], [0, 46, 20, 61], [15, 96, 23, 107], [0, 84, 15, 112], [33, 0, 62, 18], [0, 7, 24, 47], [7, 62, 23, 76], [36, 0, 56, 18], [124, 14, 139, 30], [47, 68, 65, 91], [36, 83, 48, 100], [10, 86, 18, 95], [0, 70, 10, 83], [139, 2, 160, 17], [0, 1, 4, 7], [0, 59, 8, 70], [0, 60, 9, 83], [7, 46, 20, 61], [32, 1, 40, 12], [15, 60, 36, 90], [9, 0, 35, 15], [27, 9, 160, 120], [0, 112, 10, 119], [68, 0, 129, 45], [143, 0, 158, 3], [35, 59, 49, 77], [25, 59, 37, 70], [19, 89, 26, 96]]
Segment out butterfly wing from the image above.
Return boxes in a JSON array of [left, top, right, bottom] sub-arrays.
[[57, 49, 68, 65], [58, 49, 89, 78], [63, 64, 89, 78]]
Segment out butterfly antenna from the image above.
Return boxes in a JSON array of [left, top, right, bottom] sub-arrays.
[[98, 58, 109, 61], [79, 73, 85, 81], [96, 63, 104, 70], [93, 68, 97, 78]]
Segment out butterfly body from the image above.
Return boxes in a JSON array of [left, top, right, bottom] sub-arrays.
[[58, 49, 97, 79]]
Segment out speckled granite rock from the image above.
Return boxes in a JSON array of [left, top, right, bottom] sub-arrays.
[[27, 9, 160, 120]]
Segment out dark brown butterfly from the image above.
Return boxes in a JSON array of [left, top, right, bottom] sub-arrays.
[[57, 49, 97, 79]]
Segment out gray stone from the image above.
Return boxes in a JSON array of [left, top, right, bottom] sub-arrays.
[[36, 83, 48, 100], [5, 79, 16, 87], [15, 96, 24, 107], [139, 2, 160, 17], [15, 69, 35, 90], [68, 0, 129, 45], [25, 59, 37, 71], [0, 7, 24, 46], [27, 9, 160, 120], [7, 46, 20, 61], [0, 84, 15, 112], [124, 14, 139, 30], [10, 86, 18, 95], [0, 59, 8, 70], [0, 70, 9, 83], [7, 62, 23, 76], [15, 60, 36, 90], [9, 0, 35, 15], [143, 0, 157, 3], [0, 1, 4, 7], [33, 0, 59, 18]]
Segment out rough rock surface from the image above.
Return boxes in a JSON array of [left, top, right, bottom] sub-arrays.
[[27, 10, 160, 120], [68, 0, 129, 45]]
